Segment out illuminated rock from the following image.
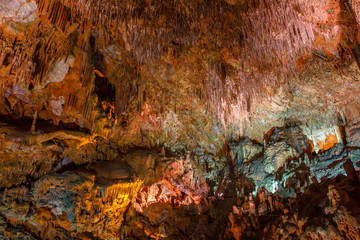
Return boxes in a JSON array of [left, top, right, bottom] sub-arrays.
[[0, 0, 38, 24], [263, 126, 311, 173], [1, 0, 360, 238], [345, 103, 360, 147], [230, 137, 263, 165], [0, 167, 142, 239], [134, 154, 208, 211]]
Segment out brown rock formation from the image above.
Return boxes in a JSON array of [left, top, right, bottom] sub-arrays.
[[0, 0, 360, 239]]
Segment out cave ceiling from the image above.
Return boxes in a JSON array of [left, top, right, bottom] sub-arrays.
[[1, 0, 360, 152]]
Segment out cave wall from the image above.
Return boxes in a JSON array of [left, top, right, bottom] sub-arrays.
[[1, 0, 360, 239]]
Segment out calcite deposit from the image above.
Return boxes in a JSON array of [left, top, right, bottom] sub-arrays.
[[0, 0, 360, 239]]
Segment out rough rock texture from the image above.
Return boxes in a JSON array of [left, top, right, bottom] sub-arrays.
[[0, 122, 118, 188], [263, 126, 311, 173], [0, 215, 35, 240], [230, 138, 263, 165], [0, 124, 358, 239], [229, 172, 360, 240], [234, 125, 360, 196], [0, 0, 360, 151], [122, 199, 235, 240], [345, 103, 360, 147], [1, 0, 360, 239], [0, 167, 142, 239], [0, 0, 37, 24], [234, 126, 310, 192], [134, 154, 209, 212]]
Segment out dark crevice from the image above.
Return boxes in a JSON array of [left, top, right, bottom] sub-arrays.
[[59, 120, 91, 134], [93, 53, 116, 104], [0, 114, 90, 134], [94, 75, 116, 103]]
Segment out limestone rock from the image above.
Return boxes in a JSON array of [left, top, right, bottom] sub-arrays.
[[1, 0, 360, 239], [264, 126, 311, 173], [230, 137, 263, 165], [90, 160, 135, 181], [310, 144, 360, 182], [0, 125, 111, 188], [0, 0, 37, 24], [0, 166, 142, 240], [344, 103, 360, 147], [133, 153, 208, 212], [0, 215, 35, 240], [143, 202, 172, 226], [264, 141, 297, 173]]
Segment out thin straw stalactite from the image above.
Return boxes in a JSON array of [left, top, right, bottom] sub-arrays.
[[32, 0, 321, 74], [2, 0, 359, 137]]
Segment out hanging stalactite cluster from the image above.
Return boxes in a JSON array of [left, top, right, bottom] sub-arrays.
[[32, 0, 328, 71], [0, 22, 77, 89], [1, 0, 360, 148]]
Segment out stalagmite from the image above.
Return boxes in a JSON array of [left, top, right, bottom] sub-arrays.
[[31, 111, 37, 134], [344, 158, 358, 183]]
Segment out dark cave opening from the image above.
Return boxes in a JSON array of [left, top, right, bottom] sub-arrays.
[[94, 75, 116, 103], [93, 53, 116, 104]]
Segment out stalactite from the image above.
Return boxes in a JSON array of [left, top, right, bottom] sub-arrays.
[[4, 0, 355, 81], [349, 0, 360, 23], [64, 93, 74, 112], [82, 90, 94, 121], [0, 12, 77, 88], [1, 0, 358, 146]]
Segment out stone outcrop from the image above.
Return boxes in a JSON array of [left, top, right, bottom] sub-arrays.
[[0, 123, 118, 188], [229, 169, 360, 240], [0, 124, 358, 239], [0, 0, 360, 152], [230, 137, 263, 165], [122, 198, 236, 240], [263, 126, 311, 173], [0, 166, 143, 239], [235, 126, 312, 192], [133, 153, 208, 212]]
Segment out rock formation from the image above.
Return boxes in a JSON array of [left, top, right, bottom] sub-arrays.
[[0, 0, 360, 239]]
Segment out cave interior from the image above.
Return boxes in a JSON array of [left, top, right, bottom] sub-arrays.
[[0, 0, 360, 239]]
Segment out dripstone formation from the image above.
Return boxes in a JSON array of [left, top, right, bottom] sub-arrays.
[[0, 0, 360, 239]]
